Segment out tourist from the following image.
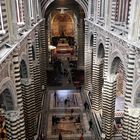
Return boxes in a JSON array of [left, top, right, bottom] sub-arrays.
[[84, 101, 89, 111], [64, 98, 68, 106], [71, 108, 74, 117], [54, 91, 57, 106], [79, 133, 84, 140], [89, 119, 93, 130], [52, 115, 55, 126], [58, 132, 62, 140]]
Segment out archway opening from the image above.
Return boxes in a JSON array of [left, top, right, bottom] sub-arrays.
[[96, 43, 105, 110], [97, 43, 105, 58], [111, 57, 125, 135], [20, 60, 28, 78]]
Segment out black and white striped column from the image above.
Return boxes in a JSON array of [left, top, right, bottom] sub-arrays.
[[84, 21, 90, 92], [92, 59, 104, 110], [123, 106, 140, 140], [77, 18, 84, 69], [13, 52, 26, 140], [40, 20, 47, 90], [103, 37, 110, 78], [122, 46, 136, 139], [21, 36, 37, 139], [5, 111, 22, 140], [34, 29, 42, 113], [102, 77, 116, 140]]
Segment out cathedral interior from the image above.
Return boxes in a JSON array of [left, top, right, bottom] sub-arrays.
[[0, 0, 140, 140]]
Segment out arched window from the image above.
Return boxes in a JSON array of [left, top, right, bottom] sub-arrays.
[[20, 60, 28, 78], [36, 0, 39, 16], [15, 0, 25, 26], [91, 0, 94, 17], [0, 1, 6, 35], [112, 0, 131, 24], [28, 0, 34, 20], [99, 0, 105, 19]]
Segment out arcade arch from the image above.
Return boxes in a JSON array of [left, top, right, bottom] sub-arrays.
[[110, 56, 125, 134]]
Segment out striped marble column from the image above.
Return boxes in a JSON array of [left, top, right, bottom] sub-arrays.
[[122, 46, 136, 139], [77, 18, 84, 69], [103, 37, 110, 78], [13, 52, 26, 140], [40, 20, 47, 90], [21, 79, 36, 140], [84, 21, 90, 92], [91, 31, 97, 107], [34, 29, 42, 113], [123, 106, 140, 140], [5, 111, 22, 140], [92, 59, 104, 110], [102, 77, 116, 140], [85, 49, 92, 91], [21, 36, 37, 139]]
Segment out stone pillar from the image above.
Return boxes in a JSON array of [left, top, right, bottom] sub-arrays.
[[122, 106, 140, 140], [5, 110, 23, 140], [92, 59, 104, 111], [84, 21, 90, 92], [40, 20, 47, 90], [102, 77, 116, 140], [8, 0, 18, 42], [77, 18, 84, 69], [87, 0, 92, 19], [104, 0, 112, 29], [21, 79, 36, 140], [128, 0, 140, 41], [13, 52, 26, 140], [34, 29, 42, 113], [103, 37, 110, 78], [122, 46, 136, 139], [20, 36, 37, 139]]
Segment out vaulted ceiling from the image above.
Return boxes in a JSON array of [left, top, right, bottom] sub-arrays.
[[40, 0, 88, 18]]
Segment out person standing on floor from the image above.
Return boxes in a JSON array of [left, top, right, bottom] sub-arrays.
[[54, 91, 57, 106], [89, 119, 93, 130], [79, 133, 84, 140], [58, 132, 62, 140]]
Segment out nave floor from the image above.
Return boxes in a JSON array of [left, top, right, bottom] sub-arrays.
[[46, 90, 94, 140]]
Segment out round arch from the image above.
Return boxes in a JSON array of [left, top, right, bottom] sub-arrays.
[[20, 60, 28, 78], [41, 0, 87, 17], [96, 38, 105, 58], [109, 50, 126, 76], [90, 34, 94, 48], [0, 78, 17, 110], [97, 43, 105, 58], [20, 53, 30, 79]]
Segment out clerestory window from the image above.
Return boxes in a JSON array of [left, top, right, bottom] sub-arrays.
[[99, 0, 105, 19], [29, 0, 34, 20], [114, 0, 131, 24], [15, 0, 25, 26], [0, 1, 6, 35]]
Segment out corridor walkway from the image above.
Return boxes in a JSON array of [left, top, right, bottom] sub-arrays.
[[39, 57, 96, 140]]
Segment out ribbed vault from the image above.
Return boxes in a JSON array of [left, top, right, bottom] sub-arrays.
[[40, 0, 88, 17]]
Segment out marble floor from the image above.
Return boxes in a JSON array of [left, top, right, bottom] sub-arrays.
[[47, 90, 92, 140], [39, 58, 95, 140]]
